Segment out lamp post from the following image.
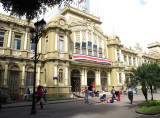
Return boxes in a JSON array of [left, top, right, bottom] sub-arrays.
[[30, 19, 46, 114]]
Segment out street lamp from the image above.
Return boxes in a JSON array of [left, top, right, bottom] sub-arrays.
[[30, 19, 46, 114]]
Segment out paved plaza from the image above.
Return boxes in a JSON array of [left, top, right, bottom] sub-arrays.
[[0, 93, 160, 118]]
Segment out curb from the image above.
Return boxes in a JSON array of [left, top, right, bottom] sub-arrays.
[[135, 108, 160, 115], [1, 99, 83, 109]]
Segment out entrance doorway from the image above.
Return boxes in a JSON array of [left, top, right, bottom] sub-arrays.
[[71, 69, 81, 92], [9, 71, 19, 94], [87, 70, 95, 91], [101, 71, 108, 91]]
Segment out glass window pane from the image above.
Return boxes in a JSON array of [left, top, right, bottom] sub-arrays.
[[0, 42, 3, 47], [82, 43, 86, 48], [15, 35, 21, 39], [17, 40, 21, 50], [88, 42, 92, 49], [0, 32, 5, 35], [82, 49, 86, 55], [0, 37, 4, 41], [59, 40, 63, 52], [75, 43, 80, 47], [99, 48, 102, 52], [93, 45, 97, 50], [30, 42, 35, 52], [94, 51, 97, 56]]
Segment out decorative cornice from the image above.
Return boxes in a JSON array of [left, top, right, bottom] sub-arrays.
[[0, 13, 34, 27]]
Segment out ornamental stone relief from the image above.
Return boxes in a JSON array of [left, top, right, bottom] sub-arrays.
[[76, 32, 80, 42], [82, 31, 86, 41], [88, 33, 92, 41]]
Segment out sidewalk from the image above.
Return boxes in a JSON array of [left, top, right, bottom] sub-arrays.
[[1, 98, 84, 109]]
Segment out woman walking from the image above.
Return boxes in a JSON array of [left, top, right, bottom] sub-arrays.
[[36, 85, 44, 109]]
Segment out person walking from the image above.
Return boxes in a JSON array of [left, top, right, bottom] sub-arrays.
[[111, 86, 116, 103], [91, 82, 95, 97], [84, 86, 89, 103], [127, 86, 134, 104], [36, 86, 44, 109], [42, 86, 47, 102], [23, 88, 30, 100], [121, 86, 124, 95], [135, 87, 138, 94]]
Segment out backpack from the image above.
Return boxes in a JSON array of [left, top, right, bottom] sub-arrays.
[[111, 89, 113, 94]]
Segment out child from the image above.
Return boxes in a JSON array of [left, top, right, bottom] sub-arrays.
[[100, 94, 106, 103]]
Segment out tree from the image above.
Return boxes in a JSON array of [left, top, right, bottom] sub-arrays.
[[0, 0, 72, 21], [126, 63, 160, 104]]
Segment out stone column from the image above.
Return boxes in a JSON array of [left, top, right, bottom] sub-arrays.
[[91, 32, 94, 56], [37, 65, 41, 86], [115, 48, 117, 61], [95, 70, 98, 86], [84, 68, 87, 85], [7, 28, 12, 48], [74, 32, 76, 53], [65, 35, 68, 52], [117, 72, 119, 84], [65, 65, 69, 85], [54, 63, 58, 85], [97, 36, 99, 57], [22, 64, 26, 86], [131, 56, 133, 66], [4, 62, 9, 85], [86, 31, 88, 55], [55, 33, 58, 51], [126, 55, 129, 66], [102, 40, 104, 58], [122, 72, 125, 84], [24, 32, 28, 50], [82, 68, 85, 86], [80, 31, 82, 54], [119, 50, 122, 61], [98, 70, 101, 85], [108, 71, 111, 85], [39, 38, 42, 53]]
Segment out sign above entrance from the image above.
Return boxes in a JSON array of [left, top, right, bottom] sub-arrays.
[[73, 54, 111, 65]]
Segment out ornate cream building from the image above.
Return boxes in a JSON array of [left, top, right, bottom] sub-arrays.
[[0, 5, 159, 98]]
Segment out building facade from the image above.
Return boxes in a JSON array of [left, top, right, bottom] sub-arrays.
[[0, 5, 159, 98]]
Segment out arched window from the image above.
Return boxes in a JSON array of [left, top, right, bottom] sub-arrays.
[[59, 69, 63, 83]]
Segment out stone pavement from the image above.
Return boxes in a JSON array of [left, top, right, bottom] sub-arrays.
[[0, 93, 160, 118]]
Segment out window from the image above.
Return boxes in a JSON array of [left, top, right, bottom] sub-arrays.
[[75, 43, 80, 54], [119, 73, 121, 83], [93, 45, 97, 56], [75, 43, 80, 47], [82, 42, 86, 55], [88, 42, 92, 50], [129, 57, 131, 65], [133, 58, 135, 66], [124, 56, 127, 65], [0, 32, 5, 47], [30, 42, 35, 52], [117, 50, 120, 61], [26, 72, 34, 86], [59, 69, 63, 83], [99, 48, 102, 57], [88, 42, 92, 56], [14, 35, 21, 50], [59, 40, 63, 52]]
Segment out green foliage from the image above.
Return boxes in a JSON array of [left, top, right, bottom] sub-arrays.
[[0, 0, 72, 20], [137, 100, 160, 114], [125, 63, 160, 102]]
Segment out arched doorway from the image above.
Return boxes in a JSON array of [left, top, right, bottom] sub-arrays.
[[101, 71, 108, 91], [71, 69, 81, 92], [9, 66, 20, 94], [87, 70, 95, 91]]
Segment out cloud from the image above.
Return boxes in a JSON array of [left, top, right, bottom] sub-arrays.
[[139, 0, 148, 5]]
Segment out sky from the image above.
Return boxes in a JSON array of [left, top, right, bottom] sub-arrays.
[[0, 0, 160, 52], [90, 0, 160, 52]]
